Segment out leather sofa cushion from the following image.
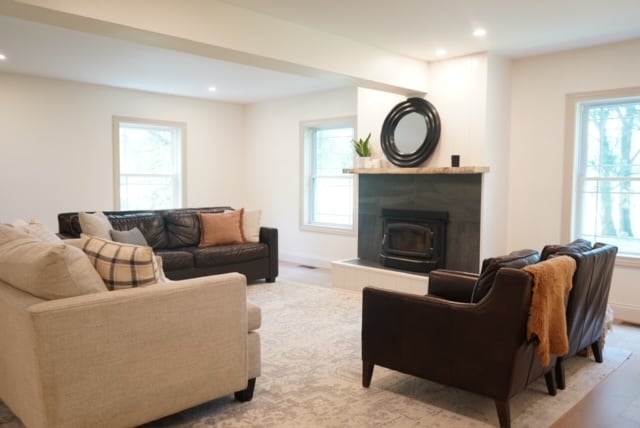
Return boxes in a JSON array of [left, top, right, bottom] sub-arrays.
[[109, 213, 168, 249], [154, 249, 194, 271], [165, 212, 201, 248], [471, 249, 540, 303], [190, 242, 268, 268], [540, 239, 592, 260]]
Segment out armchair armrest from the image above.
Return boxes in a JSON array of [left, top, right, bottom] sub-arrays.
[[26, 273, 249, 428], [428, 269, 478, 302], [362, 268, 537, 395]]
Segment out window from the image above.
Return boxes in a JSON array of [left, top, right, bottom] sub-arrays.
[[301, 119, 356, 233], [571, 93, 640, 257], [113, 117, 185, 210]]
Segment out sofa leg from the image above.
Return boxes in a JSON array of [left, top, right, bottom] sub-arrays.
[[494, 399, 511, 428], [544, 370, 557, 396], [555, 357, 566, 390], [591, 338, 604, 363], [234, 378, 256, 402], [266, 276, 276, 283], [362, 361, 374, 387]]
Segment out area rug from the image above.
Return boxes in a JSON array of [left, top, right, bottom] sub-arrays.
[[0, 280, 631, 427]]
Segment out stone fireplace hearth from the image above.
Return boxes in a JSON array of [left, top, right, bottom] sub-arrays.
[[332, 166, 488, 294]]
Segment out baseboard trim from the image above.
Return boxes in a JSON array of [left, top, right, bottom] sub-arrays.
[[609, 303, 640, 326], [280, 252, 332, 269]]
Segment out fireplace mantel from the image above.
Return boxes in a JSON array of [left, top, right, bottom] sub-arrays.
[[343, 166, 489, 175]]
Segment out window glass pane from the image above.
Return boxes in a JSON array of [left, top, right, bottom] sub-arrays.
[[302, 121, 355, 231], [120, 175, 175, 210], [312, 176, 353, 225], [575, 98, 640, 256], [116, 119, 183, 210]]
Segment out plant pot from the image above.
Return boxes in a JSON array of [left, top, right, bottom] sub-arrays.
[[356, 156, 371, 168]]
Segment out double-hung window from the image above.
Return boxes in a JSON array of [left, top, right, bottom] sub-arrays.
[[113, 117, 186, 210], [301, 119, 356, 234], [571, 92, 640, 257]]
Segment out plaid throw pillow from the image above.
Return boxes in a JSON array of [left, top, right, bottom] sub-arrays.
[[81, 234, 160, 290]]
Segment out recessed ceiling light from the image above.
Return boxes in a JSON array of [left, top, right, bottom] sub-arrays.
[[473, 28, 487, 37], [435, 49, 447, 56], [208, 86, 217, 92], [0, 53, 6, 61]]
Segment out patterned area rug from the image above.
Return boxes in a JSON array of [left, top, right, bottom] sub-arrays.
[[0, 280, 631, 427]]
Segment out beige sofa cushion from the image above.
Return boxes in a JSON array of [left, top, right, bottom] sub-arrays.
[[247, 301, 262, 331], [0, 224, 107, 300], [12, 219, 61, 243]]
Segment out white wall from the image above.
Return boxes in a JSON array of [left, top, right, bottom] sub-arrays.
[[509, 38, 640, 323], [480, 54, 512, 259], [355, 87, 405, 164], [428, 53, 488, 168], [0, 72, 246, 230], [243, 87, 358, 267]]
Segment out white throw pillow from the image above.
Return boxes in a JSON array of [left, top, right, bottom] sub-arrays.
[[78, 211, 112, 239], [0, 224, 108, 300], [243, 209, 262, 243]]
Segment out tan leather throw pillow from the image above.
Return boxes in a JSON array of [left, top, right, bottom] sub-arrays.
[[199, 209, 245, 247]]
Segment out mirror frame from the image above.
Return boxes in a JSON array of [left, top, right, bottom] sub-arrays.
[[380, 97, 441, 167]]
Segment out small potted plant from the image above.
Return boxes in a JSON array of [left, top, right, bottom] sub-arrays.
[[353, 132, 372, 168]]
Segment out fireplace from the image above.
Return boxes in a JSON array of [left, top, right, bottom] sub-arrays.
[[379, 208, 448, 273]]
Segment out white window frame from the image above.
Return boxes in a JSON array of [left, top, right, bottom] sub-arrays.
[[300, 117, 357, 235], [564, 87, 640, 266], [113, 116, 186, 210]]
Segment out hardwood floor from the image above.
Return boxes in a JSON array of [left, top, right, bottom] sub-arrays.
[[276, 261, 640, 428]]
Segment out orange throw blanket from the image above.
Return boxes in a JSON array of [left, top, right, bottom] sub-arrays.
[[523, 255, 576, 366]]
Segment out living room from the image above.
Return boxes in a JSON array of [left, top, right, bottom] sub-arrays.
[[1, 0, 640, 427]]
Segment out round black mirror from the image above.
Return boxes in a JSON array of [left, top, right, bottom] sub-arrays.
[[380, 97, 441, 167]]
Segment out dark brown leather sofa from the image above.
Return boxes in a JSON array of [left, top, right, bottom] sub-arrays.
[[540, 241, 618, 389], [362, 250, 556, 428], [58, 207, 278, 283]]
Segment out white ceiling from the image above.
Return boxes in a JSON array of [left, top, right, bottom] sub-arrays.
[[223, 0, 640, 61], [1, 0, 640, 103], [0, 15, 342, 103]]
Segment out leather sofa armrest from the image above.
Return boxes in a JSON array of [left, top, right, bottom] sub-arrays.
[[259, 227, 279, 282], [428, 269, 478, 302]]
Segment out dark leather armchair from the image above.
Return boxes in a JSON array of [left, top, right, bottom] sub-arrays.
[[541, 242, 618, 389], [362, 260, 557, 428]]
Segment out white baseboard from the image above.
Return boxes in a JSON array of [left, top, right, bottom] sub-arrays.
[[609, 303, 640, 326], [280, 251, 332, 269]]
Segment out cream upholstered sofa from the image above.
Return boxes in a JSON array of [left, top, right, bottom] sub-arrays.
[[0, 223, 261, 428]]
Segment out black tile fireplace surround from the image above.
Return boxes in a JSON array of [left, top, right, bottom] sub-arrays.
[[358, 173, 482, 273]]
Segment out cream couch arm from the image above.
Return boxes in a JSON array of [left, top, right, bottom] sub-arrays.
[[26, 272, 249, 428]]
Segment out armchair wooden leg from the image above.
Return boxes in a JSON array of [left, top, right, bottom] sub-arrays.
[[591, 338, 604, 363], [234, 378, 256, 402], [494, 399, 511, 428], [362, 361, 374, 387], [544, 370, 557, 396], [555, 357, 566, 390]]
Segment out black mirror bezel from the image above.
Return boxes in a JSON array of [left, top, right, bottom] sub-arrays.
[[380, 97, 441, 167]]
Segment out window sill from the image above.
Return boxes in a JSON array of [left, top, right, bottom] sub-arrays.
[[300, 224, 355, 236], [616, 255, 640, 268]]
